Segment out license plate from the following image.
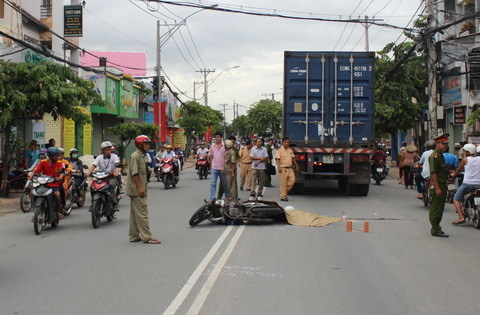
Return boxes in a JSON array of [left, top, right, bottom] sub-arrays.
[[448, 184, 456, 190], [474, 198, 480, 206], [376, 168, 383, 172], [323, 155, 334, 164]]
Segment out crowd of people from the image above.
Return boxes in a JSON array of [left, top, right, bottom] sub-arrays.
[[395, 134, 480, 238]]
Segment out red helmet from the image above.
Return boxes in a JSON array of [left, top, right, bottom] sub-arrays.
[[134, 135, 152, 146]]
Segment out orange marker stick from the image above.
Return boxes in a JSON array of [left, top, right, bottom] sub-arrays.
[[346, 220, 353, 232], [363, 221, 370, 233]]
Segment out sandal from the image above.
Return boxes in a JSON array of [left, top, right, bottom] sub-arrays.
[[452, 220, 466, 225], [144, 239, 161, 244]]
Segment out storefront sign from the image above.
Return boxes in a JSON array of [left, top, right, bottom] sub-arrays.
[[64, 5, 83, 37], [442, 76, 462, 109], [173, 129, 185, 148], [23, 49, 49, 65], [32, 122, 45, 147], [83, 123, 92, 155], [453, 106, 466, 125]]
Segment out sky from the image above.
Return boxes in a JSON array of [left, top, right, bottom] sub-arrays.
[[77, 0, 424, 122]]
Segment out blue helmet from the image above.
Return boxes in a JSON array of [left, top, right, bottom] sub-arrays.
[[47, 147, 60, 158]]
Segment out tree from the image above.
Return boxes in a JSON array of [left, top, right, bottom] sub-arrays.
[[246, 99, 282, 136], [375, 42, 428, 142], [108, 122, 158, 158], [231, 115, 252, 139], [176, 101, 223, 143], [0, 60, 103, 196]]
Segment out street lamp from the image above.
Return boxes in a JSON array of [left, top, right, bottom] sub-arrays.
[[200, 65, 239, 107]]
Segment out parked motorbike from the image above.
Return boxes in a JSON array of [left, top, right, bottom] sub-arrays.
[[6, 168, 28, 195], [371, 162, 387, 185], [155, 157, 162, 182], [160, 158, 179, 189], [189, 199, 285, 227], [196, 156, 209, 180], [31, 175, 60, 235], [71, 164, 88, 208], [461, 187, 480, 229], [20, 178, 34, 213], [89, 164, 121, 228]]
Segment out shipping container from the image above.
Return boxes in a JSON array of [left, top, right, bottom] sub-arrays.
[[283, 51, 376, 196]]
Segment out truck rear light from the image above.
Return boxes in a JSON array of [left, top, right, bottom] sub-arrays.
[[351, 155, 369, 163], [314, 162, 323, 166], [296, 154, 306, 161]]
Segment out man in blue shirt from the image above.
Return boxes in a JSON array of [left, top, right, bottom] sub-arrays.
[[24, 140, 39, 169]]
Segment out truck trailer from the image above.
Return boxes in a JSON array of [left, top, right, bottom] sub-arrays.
[[283, 51, 375, 196]]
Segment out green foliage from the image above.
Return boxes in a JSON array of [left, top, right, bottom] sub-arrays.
[[0, 60, 104, 196], [246, 99, 282, 136], [176, 101, 223, 141], [467, 109, 480, 127], [231, 115, 252, 138], [108, 122, 158, 157], [375, 42, 428, 137], [0, 60, 102, 128]]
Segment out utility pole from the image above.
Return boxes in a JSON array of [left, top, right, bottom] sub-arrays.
[[156, 20, 162, 150], [361, 16, 383, 52], [220, 103, 229, 138], [193, 81, 203, 102], [262, 93, 275, 102], [426, 0, 439, 138], [196, 68, 215, 106]]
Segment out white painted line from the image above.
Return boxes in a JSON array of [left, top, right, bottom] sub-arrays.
[[186, 225, 246, 315], [163, 225, 234, 315]]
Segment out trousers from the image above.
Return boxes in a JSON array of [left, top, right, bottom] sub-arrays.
[[429, 182, 447, 235], [279, 168, 295, 199], [251, 169, 265, 195], [239, 163, 252, 189], [129, 196, 153, 242]]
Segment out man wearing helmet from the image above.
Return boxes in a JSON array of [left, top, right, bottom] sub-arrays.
[[415, 140, 436, 199], [27, 148, 48, 172], [88, 141, 121, 214], [67, 148, 85, 188], [450, 143, 480, 225], [196, 142, 209, 174], [57, 148, 73, 213], [30, 147, 66, 220], [371, 142, 387, 176], [127, 135, 160, 244]]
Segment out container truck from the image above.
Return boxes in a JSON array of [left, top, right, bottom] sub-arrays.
[[283, 51, 375, 196]]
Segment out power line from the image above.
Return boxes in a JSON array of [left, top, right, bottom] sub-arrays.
[[332, 0, 364, 50], [357, 0, 375, 16], [373, 0, 395, 17]]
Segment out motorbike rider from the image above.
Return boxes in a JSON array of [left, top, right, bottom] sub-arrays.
[[58, 148, 72, 212], [87, 141, 121, 214], [27, 148, 48, 173], [161, 145, 179, 177], [196, 142, 209, 174], [415, 140, 436, 199], [174, 145, 185, 171], [371, 143, 387, 175], [450, 143, 480, 225], [67, 148, 85, 190], [30, 147, 66, 220]]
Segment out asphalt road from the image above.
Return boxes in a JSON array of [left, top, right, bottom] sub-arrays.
[[1, 167, 480, 315]]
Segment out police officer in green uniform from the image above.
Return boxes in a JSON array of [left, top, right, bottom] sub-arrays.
[[127, 135, 161, 244], [428, 133, 450, 238]]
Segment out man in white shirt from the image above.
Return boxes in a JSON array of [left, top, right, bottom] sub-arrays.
[[196, 142, 209, 157], [161, 145, 179, 176], [250, 137, 268, 198], [416, 140, 436, 198]]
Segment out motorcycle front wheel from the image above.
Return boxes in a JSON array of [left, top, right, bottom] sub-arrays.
[[20, 191, 33, 213], [33, 204, 45, 235], [76, 189, 86, 208], [472, 207, 480, 229], [189, 204, 210, 227], [91, 200, 102, 229], [164, 177, 171, 190]]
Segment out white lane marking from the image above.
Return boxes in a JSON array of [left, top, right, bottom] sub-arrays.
[[186, 225, 246, 315], [163, 225, 234, 315]]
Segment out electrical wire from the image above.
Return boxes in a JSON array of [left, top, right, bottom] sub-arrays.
[[185, 23, 207, 68], [332, 0, 364, 50], [0, 46, 27, 57], [357, 0, 375, 17], [373, 0, 395, 17], [339, 24, 358, 51]]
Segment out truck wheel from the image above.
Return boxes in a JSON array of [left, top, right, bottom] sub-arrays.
[[338, 178, 347, 191], [358, 184, 370, 196], [346, 184, 357, 196]]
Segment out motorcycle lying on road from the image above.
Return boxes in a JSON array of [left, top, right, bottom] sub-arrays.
[[461, 186, 480, 229], [189, 199, 285, 227], [31, 174, 61, 235], [371, 162, 387, 185], [89, 164, 122, 229], [196, 156, 209, 180], [159, 157, 179, 189]]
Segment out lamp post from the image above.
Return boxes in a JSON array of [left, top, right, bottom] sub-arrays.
[[198, 65, 239, 107]]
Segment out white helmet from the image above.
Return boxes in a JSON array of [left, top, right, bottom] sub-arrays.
[[100, 141, 113, 150], [463, 143, 476, 155], [476, 145, 480, 154], [224, 140, 234, 149]]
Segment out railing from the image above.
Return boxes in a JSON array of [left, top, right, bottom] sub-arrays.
[[444, 11, 455, 22], [40, 4, 52, 18]]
